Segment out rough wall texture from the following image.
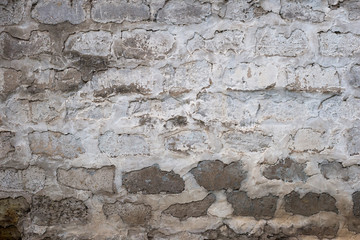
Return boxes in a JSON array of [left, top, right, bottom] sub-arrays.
[[1, 0, 360, 239]]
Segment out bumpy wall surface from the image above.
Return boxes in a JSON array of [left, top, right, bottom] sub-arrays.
[[1, 0, 360, 239]]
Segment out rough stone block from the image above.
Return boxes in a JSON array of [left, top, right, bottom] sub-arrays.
[[122, 165, 185, 194], [29, 99, 63, 123], [57, 166, 115, 193], [284, 191, 338, 216], [31, 0, 85, 24], [157, 0, 211, 25], [347, 124, 360, 156], [319, 160, 349, 181], [162, 61, 211, 96], [163, 194, 216, 220], [91, 67, 164, 98], [91, 0, 150, 23], [187, 31, 245, 54], [31, 196, 88, 225], [290, 129, 327, 152], [353, 191, 360, 217], [54, 68, 82, 92], [0, 131, 15, 159], [0, 0, 25, 25], [223, 0, 266, 21], [0, 167, 46, 192], [0, 31, 52, 60], [114, 30, 174, 60], [349, 65, 360, 89], [0, 197, 29, 227], [103, 202, 151, 226], [98, 131, 149, 157], [222, 63, 277, 91], [227, 191, 278, 220], [256, 28, 308, 57], [0, 68, 22, 100], [190, 160, 246, 191], [285, 64, 341, 92], [262, 158, 308, 182], [280, 0, 325, 22], [165, 130, 208, 153], [28, 131, 84, 159], [319, 31, 360, 57], [342, 0, 360, 20], [64, 31, 113, 57], [223, 131, 272, 152]]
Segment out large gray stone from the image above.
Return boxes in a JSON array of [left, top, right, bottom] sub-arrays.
[[0, 131, 15, 159], [31, 196, 88, 225], [91, 0, 150, 23], [103, 201, 152, 226], [163, 194, 216, 220], [190, 160, 246, 191], [114, 30, 174, 60], [157, 0, 211, 25], [0, 31, 52, 60], [284, 191, 338, 216], [262, 158, 308, 182], [227, 191, 278, 220], [122, 165, 185, 194], [64, 31, 113, 57], [29, 131, 84, 159], [319, 31, 360, 57], [99, 131, 149, 157], [0, 0, 25, 25], [31, 0, 85, 24], [256, 28, 308, 57], [280, 0, 325, 22], [57, 166, 115, 193]]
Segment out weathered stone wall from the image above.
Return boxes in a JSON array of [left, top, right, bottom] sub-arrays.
[[1, 0, 360, 239]]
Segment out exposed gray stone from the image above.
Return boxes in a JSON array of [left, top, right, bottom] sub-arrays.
[[346, 124, 360, 156], [290, 129, 327, 152], [99, 131, 149, 157], [163, 193, 215, 220], [319, 160, 349, 181], [0, 68, 22, 100], [349, 65, 360, 89], [91, 67, 164, 97], [190, 160, 247, 191], [91, 0, 150, 23], [29, 98, 63, 123], [0, 197, 29, 227], [342, 0, 360, 20], [256, 28, 308, 57], [57, 166, 115, 193], [262, 158, 308, 182], [157, 0, 211, 25], [187, 30, 245, 54], [162, 61, 211, 96], [0, 131, 15, 159], [0, 0, 25, 25], [280, 0, 325, 22], [0, 167, 46, 192], [64, 31, 113, 57], [122, 165, 185, 194], [28, 131, 84, 159], [114, 30, 174, 60], [201, 225, 250, 240], [223, 0, 266, 21], [0, 31, 52, 60], [353, 191, 360, 217], [165, 130, 208, 153], [0, 168, 22, 191], [31, 196, 88, 225], [284, 191, 338, 216], [31, 0, 85, 24], [54, 68, 83, 92], [103, 201, 152, 226], [223, 131, 272, 152], [227, 191, 278, 220], [319, 31, 360, 57]]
